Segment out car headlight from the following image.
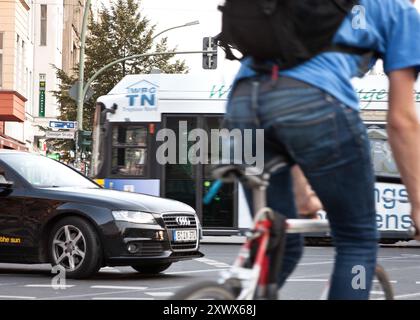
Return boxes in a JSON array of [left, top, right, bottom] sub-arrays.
[[112, 211, 157, 225]]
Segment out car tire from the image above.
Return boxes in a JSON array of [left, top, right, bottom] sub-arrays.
[[48, 216, 102, 279], [131, 263, 172, 274]]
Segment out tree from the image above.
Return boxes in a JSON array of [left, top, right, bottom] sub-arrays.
[[51, 0, 188, 161]]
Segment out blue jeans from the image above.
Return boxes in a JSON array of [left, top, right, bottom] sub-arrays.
[[225, 77, 379, 300]]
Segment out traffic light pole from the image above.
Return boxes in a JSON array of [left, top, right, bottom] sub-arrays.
[[75, 0, 91, 168], [77, 0, 91, 132]]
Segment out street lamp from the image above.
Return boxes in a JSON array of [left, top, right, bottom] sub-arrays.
[[152, 20, 200, 41]]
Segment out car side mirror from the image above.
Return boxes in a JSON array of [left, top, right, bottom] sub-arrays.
[[0, 181, 13, 195]]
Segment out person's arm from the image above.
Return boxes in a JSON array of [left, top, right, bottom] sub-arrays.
[[387, 68, 420, 238], [291, 165, 323, 217]]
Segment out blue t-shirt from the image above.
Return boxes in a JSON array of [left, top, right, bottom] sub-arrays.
[[234, 0, 420, 110]]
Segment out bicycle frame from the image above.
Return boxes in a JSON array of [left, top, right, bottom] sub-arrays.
[[219, 206, 331, 300]]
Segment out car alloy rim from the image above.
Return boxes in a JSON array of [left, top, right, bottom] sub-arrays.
[[52, 225, 87, 272]]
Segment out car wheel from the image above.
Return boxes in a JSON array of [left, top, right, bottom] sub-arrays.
[[131, 263, 172, 274], [48, 216, 102, 279]]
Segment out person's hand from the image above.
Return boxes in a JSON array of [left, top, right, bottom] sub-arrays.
[[410, 207, 420, 240]]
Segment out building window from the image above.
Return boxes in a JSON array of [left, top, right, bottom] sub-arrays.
[[0, 33, 3, 88], [40, 4, 47, 46]]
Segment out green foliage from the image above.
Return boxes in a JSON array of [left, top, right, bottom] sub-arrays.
[[51, 0, 188, 158]]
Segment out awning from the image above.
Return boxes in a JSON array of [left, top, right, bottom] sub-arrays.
[[0, 135, 28, 151]]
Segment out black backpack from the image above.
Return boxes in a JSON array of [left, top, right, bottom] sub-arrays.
[[217, 0, 373, 71]]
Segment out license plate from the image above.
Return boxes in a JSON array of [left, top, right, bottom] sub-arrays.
[[173, 230, 197, 242]]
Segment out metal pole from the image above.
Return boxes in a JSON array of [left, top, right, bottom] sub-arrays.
[[151, 21, 199, 41], [77, 0, 91, 133]]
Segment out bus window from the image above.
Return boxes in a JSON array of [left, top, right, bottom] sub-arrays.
[[111, 125, 148, 176]]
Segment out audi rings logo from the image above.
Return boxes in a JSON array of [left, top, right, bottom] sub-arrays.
[[176, 216, 191, 226]]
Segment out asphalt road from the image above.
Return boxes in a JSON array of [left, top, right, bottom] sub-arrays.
[[0, 244, 420, 300]]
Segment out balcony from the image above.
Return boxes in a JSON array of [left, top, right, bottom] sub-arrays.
[[0, 91, 26, 122]]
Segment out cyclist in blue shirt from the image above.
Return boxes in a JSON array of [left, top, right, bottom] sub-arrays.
[[225, 0, 420, 299]]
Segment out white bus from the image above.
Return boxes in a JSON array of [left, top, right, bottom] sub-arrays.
[[92, 73, 420, 240]]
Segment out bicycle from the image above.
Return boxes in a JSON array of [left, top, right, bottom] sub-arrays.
[[172, 156, 403, 300]]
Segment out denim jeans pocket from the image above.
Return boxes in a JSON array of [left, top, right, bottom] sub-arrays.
[[274, 110, 340, 171]]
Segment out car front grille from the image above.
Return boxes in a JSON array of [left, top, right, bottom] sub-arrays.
[[162, 213, 199, 252], [163, 214, 197, 229]]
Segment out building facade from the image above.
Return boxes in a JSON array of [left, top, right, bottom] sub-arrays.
[[0, 0, 35, 151], [31, 0, 64, 152], [62, 0, 86, 76]]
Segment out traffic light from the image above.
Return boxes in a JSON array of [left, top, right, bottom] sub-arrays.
[[203, 36, 218, 70], [78, 130, 92, 152]]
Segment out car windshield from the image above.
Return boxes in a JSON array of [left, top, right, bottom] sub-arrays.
[[1, 153, 99, 188]]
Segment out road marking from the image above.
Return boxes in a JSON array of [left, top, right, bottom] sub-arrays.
[[38, 286, 183, 300], [145, 286, 183, 291], [394, 292, 420, 300], [91, 285, 148, 290], [370, 291, 385, 295], [287, 279, 328, 282], [211, 263, 231, 268], [373, 279, 397, 284], [92, 297, 154, 300], [401, 254, 420, 258], [145, 292, 173, 297], [378, 256, 418, 261], [166, 268, 229, 275], [195, 258, 231, 268], [100, 267, 122, 273], [286, 279, 397, 284], [0, 295, 36, 300], [25, 284, 75, 288], [299, 261, 334, 266]]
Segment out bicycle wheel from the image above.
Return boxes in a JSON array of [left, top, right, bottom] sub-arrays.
[[371, 265, 394, 300], [171, 281, 236, 300]]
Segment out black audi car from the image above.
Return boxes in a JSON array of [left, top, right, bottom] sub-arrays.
[[0, 150, 203, 279]]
